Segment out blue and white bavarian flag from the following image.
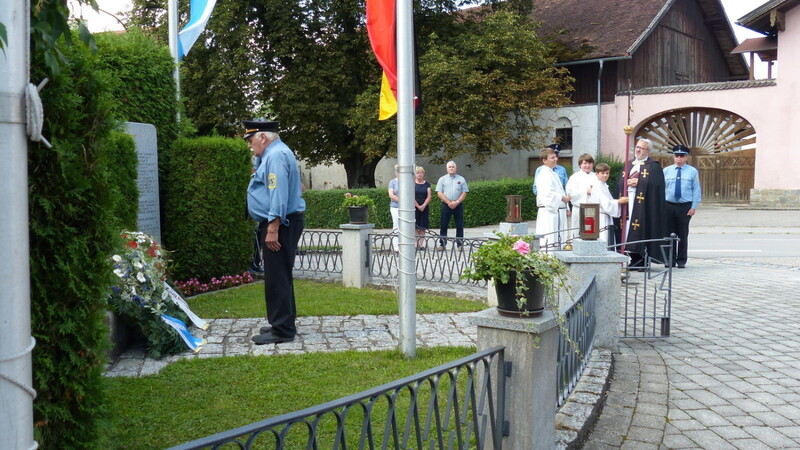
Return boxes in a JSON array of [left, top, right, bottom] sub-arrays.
[[178, 0, 217, 60]]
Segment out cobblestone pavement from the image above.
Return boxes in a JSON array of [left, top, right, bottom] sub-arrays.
[[106, 313, 477, 377], [583, 258, 800, 449]]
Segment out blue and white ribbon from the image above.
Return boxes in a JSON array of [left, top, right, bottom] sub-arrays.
[[164, 281, 209, 330], [160, 314, 205, 353]]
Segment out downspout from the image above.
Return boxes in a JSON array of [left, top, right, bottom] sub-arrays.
[[597, 59, 603, 155]]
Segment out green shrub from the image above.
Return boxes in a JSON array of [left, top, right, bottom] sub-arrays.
[[302, 178, 538, 229], [105, 131, 139, 230], [161, 137, 252, 281], [29, 34, 118, 448]]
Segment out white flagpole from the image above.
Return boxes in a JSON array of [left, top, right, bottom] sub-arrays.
[[168, 0, 181, 120], [396, 0, 417, 357], [0, 0, 37, 447]]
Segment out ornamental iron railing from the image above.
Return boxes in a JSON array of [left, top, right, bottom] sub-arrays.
[[610, 235, 677, 338], [294, 230, 343, 276], [169, 347, 507, 450], [556, 274, 597, 408], [369, 233, 488, 288]]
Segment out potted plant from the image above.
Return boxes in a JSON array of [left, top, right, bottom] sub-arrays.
[[341, 192, 376, 224], [462, 233, 570, 316]]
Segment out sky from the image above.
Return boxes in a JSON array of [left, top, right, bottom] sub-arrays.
[[69, 0, 772, 71]]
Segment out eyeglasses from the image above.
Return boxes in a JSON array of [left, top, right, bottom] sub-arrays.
[[674, 154, 687, 158], [635, 146, 648, 150]]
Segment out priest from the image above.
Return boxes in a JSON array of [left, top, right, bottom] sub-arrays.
[[617, 138, 667, 267]]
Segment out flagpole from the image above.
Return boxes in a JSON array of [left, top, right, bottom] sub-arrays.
[[0, 0, 36, 447], [168, 0, 181, 121], [396, 0, 416, 358]]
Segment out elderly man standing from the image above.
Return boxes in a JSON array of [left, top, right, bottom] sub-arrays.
[[664, 145, 701, 268], [244, 120, 306, 345], [436, 161, 469, 251], [617, 138, 667, 267]]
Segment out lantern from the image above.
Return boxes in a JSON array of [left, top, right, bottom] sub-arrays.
[[579, 203, 600, 240]]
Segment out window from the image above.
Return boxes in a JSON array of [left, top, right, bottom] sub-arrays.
[[555, 127, 573, 150]]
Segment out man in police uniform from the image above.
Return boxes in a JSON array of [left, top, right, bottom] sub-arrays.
[[664, 144, 701, 268], [244, 120, 305, 344]]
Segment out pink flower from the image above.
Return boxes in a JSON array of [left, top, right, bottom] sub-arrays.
[[513, 239, 530, 255]]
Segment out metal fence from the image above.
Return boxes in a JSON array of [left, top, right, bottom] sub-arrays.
[[369, 232, 488, 288], [294, 230, 343, 276], [169, 346, 507, 450], [609, 236, 676, 338], [556, 274, 597, 408]]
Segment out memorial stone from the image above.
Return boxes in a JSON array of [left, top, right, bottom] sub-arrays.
[[125, 122, 161, 242]]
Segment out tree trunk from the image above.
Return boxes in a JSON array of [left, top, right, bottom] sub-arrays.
[[342, 155, 381, 188]]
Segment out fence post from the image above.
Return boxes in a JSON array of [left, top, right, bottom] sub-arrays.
[[471, 309, 559, 450], [340, 223, 373, 288], [554, 239, 627, 351]]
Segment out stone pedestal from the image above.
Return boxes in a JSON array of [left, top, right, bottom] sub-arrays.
[[340, 223, 373, 288], [497, 222, 529, 236], [471, 309, 559, 450], [554, 240, 627, 352]]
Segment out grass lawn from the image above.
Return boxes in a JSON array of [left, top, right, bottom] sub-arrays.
[[101, 280, 485, 448], [100, 347, 476, 449], [187, 279, 486, 318]]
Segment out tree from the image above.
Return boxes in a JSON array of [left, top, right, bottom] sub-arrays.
[[128, 0, 572, 187]]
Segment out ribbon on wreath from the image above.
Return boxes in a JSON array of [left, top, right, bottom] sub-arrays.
[[160, 314, 205, 353]]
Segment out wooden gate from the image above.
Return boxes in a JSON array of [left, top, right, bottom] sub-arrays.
[[638, 108, 756, 203]]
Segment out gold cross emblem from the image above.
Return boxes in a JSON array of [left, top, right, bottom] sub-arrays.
[[632, 219, 641, 231], [641, 169, 649, 178], [637, 193, 645, 203]]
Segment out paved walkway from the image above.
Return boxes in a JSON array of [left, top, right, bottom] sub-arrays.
[[107, 205, 800, 449]]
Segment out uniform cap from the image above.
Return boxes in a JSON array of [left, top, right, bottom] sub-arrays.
[[672, 145, 690, 155], [243, 120, 280, 140], [547, 143, 561, 154]]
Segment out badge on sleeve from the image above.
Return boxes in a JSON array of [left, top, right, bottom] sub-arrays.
[[268, 173, 277, 189]]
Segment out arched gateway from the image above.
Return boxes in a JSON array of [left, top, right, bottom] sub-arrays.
[[636, 108, 755, 203]]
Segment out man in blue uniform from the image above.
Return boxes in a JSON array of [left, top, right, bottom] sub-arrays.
[[245, 120, 306, 344], [664, 145, 701, 268]]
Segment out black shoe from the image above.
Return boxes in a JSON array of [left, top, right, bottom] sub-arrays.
[[251, 331, 294, 345], [677, 264, 686, 269], [259, 326, 272, 334]]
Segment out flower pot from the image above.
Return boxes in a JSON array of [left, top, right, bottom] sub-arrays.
[[494, 270, 545, 317], [348, 206, 369, 224]]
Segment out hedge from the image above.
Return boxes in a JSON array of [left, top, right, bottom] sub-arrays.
[[29, 34, 119, 447], [161, 137, 253, 281], [302, 178, 538, 229]]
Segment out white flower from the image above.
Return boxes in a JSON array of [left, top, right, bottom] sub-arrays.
[[112, 255, 122, 262], [133, 261, 143, 270], [137, 272, 146, 283], [113, 269, 125, 278]]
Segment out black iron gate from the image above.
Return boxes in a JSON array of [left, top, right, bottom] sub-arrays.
[[610, 236, 677, 338]]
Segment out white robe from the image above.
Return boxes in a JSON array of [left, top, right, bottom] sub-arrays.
[[587, 180, 621, 243], [566, 171, 598, 239], [535, 166, 567, 248]]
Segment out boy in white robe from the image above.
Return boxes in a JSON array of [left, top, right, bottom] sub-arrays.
[[586, 163, 628, 244], [534, 148, 570, 249], [565, 153, 598, 240]]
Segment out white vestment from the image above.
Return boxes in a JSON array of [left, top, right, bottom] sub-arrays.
[[566, 171, 598, 239], [587, 180, 621, 243], [535, 166, 567, 248]]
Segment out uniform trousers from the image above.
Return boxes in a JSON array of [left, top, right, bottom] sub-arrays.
[[257, 212, 304, 338], [439, 202, 464, 247], [666, 201, 692, 266]]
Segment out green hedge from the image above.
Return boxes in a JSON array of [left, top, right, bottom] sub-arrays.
[[303, 178, 538, 229], [161, 137, 253, 281], [105, 131, 139, 230], [29, 35, 118, 448]]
